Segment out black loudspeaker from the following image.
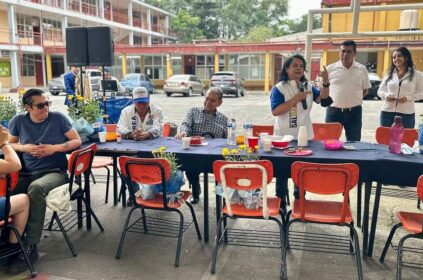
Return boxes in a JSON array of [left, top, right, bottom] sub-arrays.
[[87, 26, 114, 66], [66, 27, 88, 66]]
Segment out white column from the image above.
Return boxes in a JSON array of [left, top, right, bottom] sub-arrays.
[[63, 0, 67, 10], [129, 30, 134, 45], [8, 4, 19, 88], [99, 0, 104, 19], [148, 35, 151, 45], [147, 8, 151, 31], [128, 1, 133, 26], [41, 54, 46, 86], [62, 16, 68, 43], [165, 15, 169, 35]]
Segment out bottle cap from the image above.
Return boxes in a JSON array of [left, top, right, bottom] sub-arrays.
[[394, 116, 403, 124]]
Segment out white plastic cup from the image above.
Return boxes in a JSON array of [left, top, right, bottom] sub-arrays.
[[98, 131, 107, 143], [182, 137, 191, 149], [262, 137, 272, 152]]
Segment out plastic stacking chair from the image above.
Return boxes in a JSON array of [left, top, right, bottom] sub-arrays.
[[312, 122, 343, 140], [45, 143, 104, 257], [211, 160, 286, 279], [252, 124, 274, 136], [116, 156, 201, 267], [287, 161, 363, 280], [0, 172, 37, 278], [356, 127, 420, 227], [379, 175, 423, 279]]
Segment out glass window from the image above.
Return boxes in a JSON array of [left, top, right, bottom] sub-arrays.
[[144, 55, 165, 79], [195, 55, 214, 80], [21, 54, 35, 76], [228, 53, 264, 80], [42, 18, 62, 41], [17, 14, 33, 39]]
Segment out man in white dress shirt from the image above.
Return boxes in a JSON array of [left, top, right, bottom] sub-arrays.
[[324, 40, 371, 141]]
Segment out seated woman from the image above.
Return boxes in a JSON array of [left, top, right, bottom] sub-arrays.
[[0, 125, 28, 250]]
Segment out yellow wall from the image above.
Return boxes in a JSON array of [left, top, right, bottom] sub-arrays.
[[323, 6, 423, 33], [0, 77, 12, 88], [411, 50, 423, 71]]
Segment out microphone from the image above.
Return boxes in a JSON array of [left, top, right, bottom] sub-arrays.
[[299, 82, 307, 110]]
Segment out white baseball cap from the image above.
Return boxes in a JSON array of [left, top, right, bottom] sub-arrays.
[[132, 87, 149, 103]]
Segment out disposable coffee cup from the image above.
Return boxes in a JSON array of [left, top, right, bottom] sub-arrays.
[[99, 131, 107, 143], [182, 137, 191, 149], [262, 137, 272, 152]]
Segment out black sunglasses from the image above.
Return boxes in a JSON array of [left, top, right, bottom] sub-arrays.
[[32, 101, 52, 109]]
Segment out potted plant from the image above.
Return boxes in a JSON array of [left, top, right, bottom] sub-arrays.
[[68, 95, 103, 141], [0, 96, 17, 128]]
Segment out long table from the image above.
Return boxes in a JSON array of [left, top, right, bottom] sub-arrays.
[[95, 138, 423, 256]]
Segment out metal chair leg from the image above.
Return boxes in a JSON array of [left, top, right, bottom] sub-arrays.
[[54, 214, 78, 257], [396, 234, 409, 280], [186, 201, 202, 240], [82, 197, 104, 232], [380, 223, 402, 262], [210, 216, 224, 274], [141, 208, 148, 232], [115, 206, 137, 259], [48, 212, 57, 230], [90, 171, 96, 184], [346, 223, 363, 280], [173, 209, 184, 267], [104, 166, 110, 203], [269, 217, 287, 280], [9, 225, 37, 277]]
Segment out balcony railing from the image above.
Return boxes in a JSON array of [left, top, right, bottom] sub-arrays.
[[322, 0, 410, 5], [26, 0, 63, 8]]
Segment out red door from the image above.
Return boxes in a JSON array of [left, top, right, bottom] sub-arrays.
[[35, 54, 43, 86]]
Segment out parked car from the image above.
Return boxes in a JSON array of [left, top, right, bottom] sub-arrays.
[[48, 69, 102, 96], [163, 74, 205, 97], [48, 74, 66, 95], [365, 72, 382, 100], [120, 73, 154, 95], [210, 71, 245, 97]]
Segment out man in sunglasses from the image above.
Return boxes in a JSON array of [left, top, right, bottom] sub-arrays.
[[6, 88, 81, 273]]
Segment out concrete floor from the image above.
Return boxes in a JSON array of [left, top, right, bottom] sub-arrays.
[[1, 170, 422, 280]]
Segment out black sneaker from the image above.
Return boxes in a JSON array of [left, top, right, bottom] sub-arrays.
[[126, 197, 134, 207], [6, 244, 38, 274]]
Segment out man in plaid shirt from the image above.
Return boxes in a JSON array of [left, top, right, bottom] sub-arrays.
[[177, 87, 228, 203]]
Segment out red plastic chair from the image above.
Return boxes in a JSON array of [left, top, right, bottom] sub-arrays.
[[252, 124, 274, 136], [375, 126, 418, 147], [0, 172, 37, 277], [116, 156, 201, 267], [211, 160, 286, 279], [312, 122, 343, 140], [379, 175, 423, 279], [46, 143, 104, 257], [288, 161, 363, 280]]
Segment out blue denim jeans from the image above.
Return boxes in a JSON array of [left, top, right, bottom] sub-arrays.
[[380, 111, 415, 129], [326, 105, 362, 141], [275, 177, 299, 204]]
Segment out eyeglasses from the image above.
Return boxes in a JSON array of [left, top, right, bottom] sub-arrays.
[[32, 101, 52, 109]]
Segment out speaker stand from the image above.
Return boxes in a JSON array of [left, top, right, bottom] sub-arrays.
[[79, 66, 84, 97], [102, 67, 107, 124]]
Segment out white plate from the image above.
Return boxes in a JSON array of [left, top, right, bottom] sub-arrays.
[[190, 142, 209, 146]]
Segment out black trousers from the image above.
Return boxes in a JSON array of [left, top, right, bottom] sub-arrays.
[[185, 170, 201, 198]]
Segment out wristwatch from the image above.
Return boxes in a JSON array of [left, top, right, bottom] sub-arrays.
[[323, 82, 330, 88]]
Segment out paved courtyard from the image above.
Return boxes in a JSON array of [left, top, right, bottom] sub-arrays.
[[0, 90, 422, 280]]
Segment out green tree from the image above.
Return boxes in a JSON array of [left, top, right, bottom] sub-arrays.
[[241, 26, 274, 42], [171, 9, 204, 43]]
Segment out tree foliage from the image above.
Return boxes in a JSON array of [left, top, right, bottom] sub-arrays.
[[143, 0, 321, 42]]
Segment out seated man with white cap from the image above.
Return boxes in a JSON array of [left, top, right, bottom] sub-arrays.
[[117, 86, 163, 140]]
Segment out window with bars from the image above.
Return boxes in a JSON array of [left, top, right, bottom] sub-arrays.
[[228, 54, 265, 80], [17, 14, 33, 39], [22, 54, 35, 76], [144, 55, 165, 79], [42, 18, 62, 41], [195, 55, 224, 80]]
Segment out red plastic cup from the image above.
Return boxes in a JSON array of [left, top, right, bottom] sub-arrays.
[[247, 136, 259, 148]]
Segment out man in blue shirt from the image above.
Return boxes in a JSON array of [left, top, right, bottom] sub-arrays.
[[64, 66, 79, 105], [7, 88, 81, 273]]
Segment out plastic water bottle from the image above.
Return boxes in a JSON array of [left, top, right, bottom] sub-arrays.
[[389, 116, 404, 154], [418, 114, 423, 146], [227, 119, 236, 145], [243, 122, 252, 145]]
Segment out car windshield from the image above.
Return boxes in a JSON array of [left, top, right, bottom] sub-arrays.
[[213, 72, 234, 77], [90, 72, 102, 77], [124, 74, 139, 80], [169, 75, 189, 81]]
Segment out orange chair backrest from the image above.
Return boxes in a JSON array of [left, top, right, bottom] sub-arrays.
[[291, 161, 359, 195], [104, 124, 117, 132], [68, 143, 96, 176], [375, 126, 418, 147], [119, 156, 171, 185], [163, 123, 171, 137], [252, 125, 274, 137], [291, 161, 359, 223], [312, 122, 343, 140], [213, 160, 273, 191], [0, 172, 19, 197], [417, 175, 423, 201]]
